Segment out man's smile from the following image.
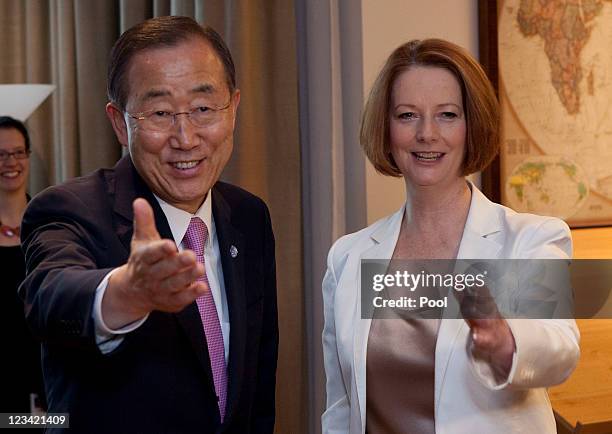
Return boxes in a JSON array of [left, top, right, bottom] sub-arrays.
[[170, 159, 203, 170]]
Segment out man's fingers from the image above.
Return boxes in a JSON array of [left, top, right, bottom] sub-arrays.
[[159, 262, 206, 294], [145, 251, 202, 283], [142, 246, 197, 274], [153, 281, 209, 313], [186, 280, 209, 298], [134, 239, 177, 265], [132, 198, 161, 241]]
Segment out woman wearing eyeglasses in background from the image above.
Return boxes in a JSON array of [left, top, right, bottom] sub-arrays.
[[0, 116, 45, 418]]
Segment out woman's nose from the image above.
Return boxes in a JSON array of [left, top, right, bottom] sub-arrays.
[[416, 117, 440, 143]]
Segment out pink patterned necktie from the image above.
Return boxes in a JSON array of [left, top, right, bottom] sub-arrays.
[[182, 217, 228, 422]]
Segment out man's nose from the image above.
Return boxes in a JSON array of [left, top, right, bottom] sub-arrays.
[[172, 113, 198, 149]]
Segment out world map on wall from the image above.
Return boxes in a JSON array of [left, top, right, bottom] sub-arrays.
[[507, 156, 589, 218], [498, 0, 612, 225]]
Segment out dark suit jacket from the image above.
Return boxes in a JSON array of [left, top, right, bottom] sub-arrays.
[[19, 156, 278, 434]]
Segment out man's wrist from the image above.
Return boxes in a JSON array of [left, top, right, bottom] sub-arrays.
[[103, 265, 150, 329]]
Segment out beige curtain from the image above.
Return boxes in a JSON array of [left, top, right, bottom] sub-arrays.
[[0, 1, 304, 433], [295, 0, 367, 432]]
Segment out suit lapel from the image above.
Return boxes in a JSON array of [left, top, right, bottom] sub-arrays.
[[109, 156, 140, 251], [435, 183, 503, 410], [354, 206, 404, 431], [211, 186, 246, 425]]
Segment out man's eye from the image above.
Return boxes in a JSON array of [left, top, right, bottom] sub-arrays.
[[195, 106, 211, 113], [152, 111, 171, 118]]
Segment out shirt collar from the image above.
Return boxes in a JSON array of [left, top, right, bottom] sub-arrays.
[[154, 191, 214, 248]]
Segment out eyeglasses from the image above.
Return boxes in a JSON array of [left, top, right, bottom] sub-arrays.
[[0, 149, 30, 162], [127, 101, 232, 132]]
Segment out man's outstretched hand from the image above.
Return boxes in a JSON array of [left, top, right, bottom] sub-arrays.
[[102, 198, 207, 329]]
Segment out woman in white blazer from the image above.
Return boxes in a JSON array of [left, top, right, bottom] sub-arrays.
[[322, 39, 579, 434]]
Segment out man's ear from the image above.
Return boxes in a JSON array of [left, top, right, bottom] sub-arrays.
[[105, 102, 129, 147], [230, 89, 241, 129]]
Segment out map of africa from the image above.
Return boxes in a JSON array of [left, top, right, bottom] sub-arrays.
[[498, 0, 612, 225]]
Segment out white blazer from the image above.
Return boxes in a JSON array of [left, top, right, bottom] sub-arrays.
[[322, 185, 580, 434]]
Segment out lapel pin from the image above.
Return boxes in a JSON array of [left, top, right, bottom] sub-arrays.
[[230, 245, 238, 258]]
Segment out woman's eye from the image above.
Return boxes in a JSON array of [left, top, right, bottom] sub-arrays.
[[440, 111, 458, 119], [398, 112, 416, 120]]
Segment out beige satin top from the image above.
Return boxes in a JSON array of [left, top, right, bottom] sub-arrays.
[[366, 312, 440, 434]]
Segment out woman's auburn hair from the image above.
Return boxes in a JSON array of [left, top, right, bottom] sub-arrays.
[[360, 38, 500, 177]]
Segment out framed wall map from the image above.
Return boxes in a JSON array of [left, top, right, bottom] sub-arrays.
[[479, 0, 612, 227]]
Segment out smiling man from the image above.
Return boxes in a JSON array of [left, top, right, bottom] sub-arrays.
[[19, 16, 277, 434]]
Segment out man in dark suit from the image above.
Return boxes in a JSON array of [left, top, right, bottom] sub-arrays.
[[19, 16, 277, 433]]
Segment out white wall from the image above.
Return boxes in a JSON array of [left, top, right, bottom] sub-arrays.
[[361, 0, 480, 224]]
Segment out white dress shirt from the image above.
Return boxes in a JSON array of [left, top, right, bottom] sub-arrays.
[[92, 191, 230, 360]]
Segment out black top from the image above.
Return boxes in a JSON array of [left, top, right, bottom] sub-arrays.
[[0, 245, 44, 413]]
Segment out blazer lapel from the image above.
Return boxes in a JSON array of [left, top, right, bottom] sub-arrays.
[[354, 205, 404, 432], [435, 183, 503, 410], [211, 186, 246, 426], [456, 183, 504, 259]]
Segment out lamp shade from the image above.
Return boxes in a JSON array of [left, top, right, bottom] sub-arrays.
[[0, 84, 55, 121]]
